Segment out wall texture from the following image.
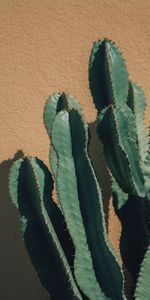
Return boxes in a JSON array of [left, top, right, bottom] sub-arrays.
[[0, 1, 150, 299]]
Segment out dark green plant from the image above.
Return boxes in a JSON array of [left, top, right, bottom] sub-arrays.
[[44, 93, 125, 300], [9, 94, 126, 300], [9, 40, 150, 300], [89, 39, 150, 199], [89, 39, 150, 291]]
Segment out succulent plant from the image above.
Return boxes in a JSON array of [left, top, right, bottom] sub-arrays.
[[44, 93, 126, 300], [9, 39, 150, 300], [9, 156, 82, 300], [89, 39, 150, 288], [89, 39, 150, 199]]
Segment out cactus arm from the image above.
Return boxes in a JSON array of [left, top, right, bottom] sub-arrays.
[[43, 92, 60, 179], [127, 82, 149, 162], [105, 41, 129, 108], [97, 107, 133, 193], [89, 39, 146, 198], [114, 107, 145, 196], [44, 92, 81, 136], [69, 110, 126, 300], [89, 39, 128, 110], [98, 105, 149, 277], [43, 93, 61, 136], [28, 157, 83, 299], [44, 92, 81, 180], [97, 106, 146, 197], [134, 246, 150, 300], [45, 95, 126, 294], [89, 40, 108, 110], [27, 157, 77, 271], [121, 104, 137, 143], [51, 110, 107, 300], [9, 157, 83, 300]]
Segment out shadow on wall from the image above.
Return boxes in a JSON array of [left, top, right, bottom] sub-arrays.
[[88, 121, 112, 226], [0, 127, 112, 300], [0, 131, 134, 300], [0, 119, 113, 300], [0, 151, 49, 300]]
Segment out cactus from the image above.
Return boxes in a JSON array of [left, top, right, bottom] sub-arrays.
[[89, 39, 150, 284], [89, 39, 149, 197], [44, 93, 126, 300], [9, 156, 82, 300], [44, 93, 81, 182], [8, 40, 150, 300], [9, 93, 127, 300]]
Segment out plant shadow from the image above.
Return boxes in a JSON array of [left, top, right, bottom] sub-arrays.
[[0, 151, 50, 300], [113, 194, 149, 299], [88, 121, 112, 227], [0, 144, 136, 300]]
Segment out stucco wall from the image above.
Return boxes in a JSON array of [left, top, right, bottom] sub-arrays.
[[0, 1, 150, 299]]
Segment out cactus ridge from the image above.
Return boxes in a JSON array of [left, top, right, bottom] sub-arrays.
[[97, 106, 140, 195], [114, 107, 145, 197], [89, 39, 128, 110], [105, 41, 129, 108], [9, 157, 82, 300], [44, 92, 82, 180], [135, 245, 150, 300], [120, 104, 137, 143], [127, 82, 149, 162]]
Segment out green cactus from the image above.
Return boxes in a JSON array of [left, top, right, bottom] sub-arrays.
[[9, 156, 82, 300], [89, 39, 149, 198], [44, 93, 81, 182], [127, 82, 149, 163], [9, 93, 127, 300], [8, 39, 150, 300], [44, 93, 126, 300], [89, 39, 150, 285]]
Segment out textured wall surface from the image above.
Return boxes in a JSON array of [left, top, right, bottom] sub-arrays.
[[0, 1, 150, 299]]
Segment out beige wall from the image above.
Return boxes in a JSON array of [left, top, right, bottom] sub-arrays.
[[0, 1, 149, 299]]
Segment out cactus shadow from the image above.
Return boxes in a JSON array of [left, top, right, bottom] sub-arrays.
[[88, 121, 112, 227], [0, 151, 50, 300]]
